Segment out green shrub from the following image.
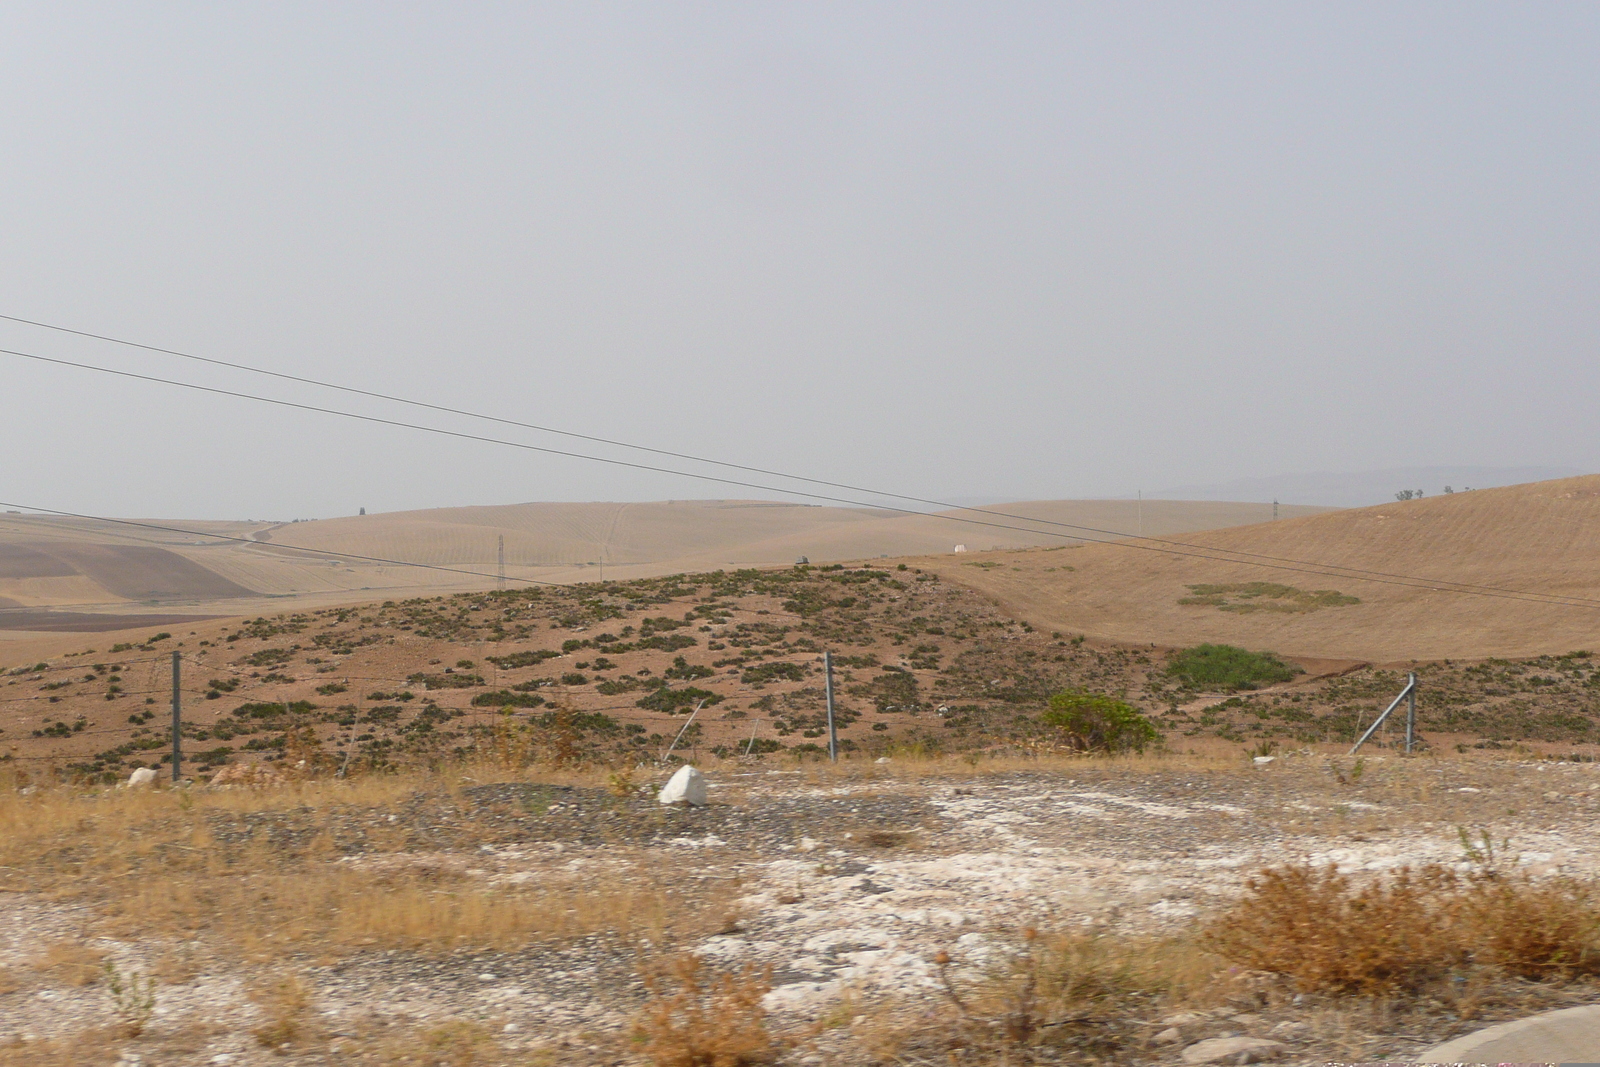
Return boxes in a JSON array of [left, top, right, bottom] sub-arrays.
[[848, 669, 921, 712], [1167, 644, 1300, 691], [470, 690, 546, 708], [741, 661, 806, 687], [232, 701, 316, 719], [485, 649, 560, 669], [665, 656, 714, 681], [636, 687, 723, 713], [405, 672, 484, 690], [1040, 691, 1158, 753], [1179, 582, 1359, 614]]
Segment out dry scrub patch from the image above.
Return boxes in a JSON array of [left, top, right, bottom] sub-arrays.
[[636, 955, 775, 1067], [27, 940, 106, 987], [1207, 861, 1600, 993], [0, 770, 729, 961]]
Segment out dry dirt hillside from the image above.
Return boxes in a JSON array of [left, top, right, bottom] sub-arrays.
[[928, 475, 1600, 662], [0, 499, 1332, 638], [254, 498, 1330, 574]]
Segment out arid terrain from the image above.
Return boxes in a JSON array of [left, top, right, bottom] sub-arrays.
[[2, 479, 1600, 1065], [7, 754, 1600, 1066], [930, 475, 1600, 661], [0, 498, 1331, 637]]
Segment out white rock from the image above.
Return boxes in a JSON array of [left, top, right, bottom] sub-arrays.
[[1180, 1036, 1285, 1064], [798, 837, 822, 852], [1153, 1027, 1183, 1044], [1253, 756, 1275, 765], [657, 765, 707, 806], [127, 768, 158, 788], [875, 757, 891, 764], [1161, 1012, 1207, 1026]]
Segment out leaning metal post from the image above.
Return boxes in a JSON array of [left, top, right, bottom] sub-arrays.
[[1350, 672, 1418, 756]]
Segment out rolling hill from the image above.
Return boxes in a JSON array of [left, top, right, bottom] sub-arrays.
[[0, 497, 1333, 632], [927, 475, 1600, 662]]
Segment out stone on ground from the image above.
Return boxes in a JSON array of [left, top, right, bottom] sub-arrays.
[[209, 763, 286, 788], [126, 767, 158, 788], [1180, 1036, 1285, 1064], [658, 764, 707, 806]]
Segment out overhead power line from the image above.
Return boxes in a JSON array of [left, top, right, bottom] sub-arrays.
[[8, 313, 1590, 607], [2, 337, 1599, 612]]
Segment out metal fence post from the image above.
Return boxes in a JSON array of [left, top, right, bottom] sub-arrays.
[[170, 650, 182, 782], [824, 650, 838, 763], [1405, 672, 1417, 754]]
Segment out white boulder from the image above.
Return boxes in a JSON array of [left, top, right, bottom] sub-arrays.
[[127, 768, 158, 788], [658, 765, 707, 806], [1180, 1036, 1285, 1064]]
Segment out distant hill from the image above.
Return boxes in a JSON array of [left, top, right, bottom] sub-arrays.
[[931, 474, 1600, 661], [1149, 466, 1587, 508], [0, 498, 1334, 635]]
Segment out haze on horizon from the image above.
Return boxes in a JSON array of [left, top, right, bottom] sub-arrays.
[[2, 3, 1596, 521]]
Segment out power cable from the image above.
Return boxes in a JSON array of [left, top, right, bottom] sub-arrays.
[[5, 345, 1600, 612], [6, 314, 1595, 608]]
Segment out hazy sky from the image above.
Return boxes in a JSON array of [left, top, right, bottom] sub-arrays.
[[2, 3, 1596, 520]]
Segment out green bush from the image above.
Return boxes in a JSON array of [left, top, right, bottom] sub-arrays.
[[664, 656, 714, 681], [1167, 644, 1301, 691], [636, 687, 723, 713], [485, 649, 560, 669], [1040, 691, 1158, 753], [741, 661, 806, 687], [470, 690, 546, 708]]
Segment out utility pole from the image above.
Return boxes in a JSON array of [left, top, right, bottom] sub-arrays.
[[1137, 490, 1143, 538], [170, 651, 182, 782], [824, 650, 838, 763], [1273, 499, 1279, 521], [496, 535, 506, 591]]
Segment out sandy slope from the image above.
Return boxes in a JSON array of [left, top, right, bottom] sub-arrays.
[[927, 475, 1600, 662], [0, 498, 1333, 617]]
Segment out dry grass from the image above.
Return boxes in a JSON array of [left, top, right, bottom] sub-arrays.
[[0, 766, 718, 964], [27, 941, 105, 987], [1205, 861, 1600, 993], [864, 927, 1227, 1063], [96, 859, 680, 957], [249, 972, 314, 1049], [0, 1026, 125, 1067], [635, 955, 775, 1067]]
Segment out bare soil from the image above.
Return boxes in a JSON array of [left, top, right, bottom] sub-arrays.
[[931, 474, 1600, 661]]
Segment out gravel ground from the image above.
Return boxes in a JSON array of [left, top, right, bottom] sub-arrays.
[[5, 756, 1600, 1065]]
